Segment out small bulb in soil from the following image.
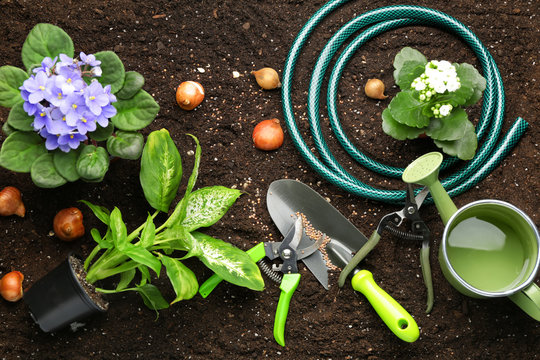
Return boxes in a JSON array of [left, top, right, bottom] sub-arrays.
[[0, 271, 24, 302], [364, 78, 388, 100], [252, 119, 284, 151], [0, 186, 25, 217], [251, 67, 281, 90], [53, 207, 85, 242], [176, 81, 205, 110]]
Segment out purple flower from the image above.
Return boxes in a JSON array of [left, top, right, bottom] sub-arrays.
[[60, 92, 88, 124], [55, 66, 84, 95], [80, 52, 101, 67], [58, 132, 87, 151], [32, 56, 57, 76], [39, 128, 61, 151], [32, 106, 53, 131], [21, 90, 39, 115], [84, 81, 110, 116], [22, 71, 53, 104], [73, 111, 98, 134]]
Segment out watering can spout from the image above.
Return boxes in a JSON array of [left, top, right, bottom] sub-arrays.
[[402, 152, 458, 225]]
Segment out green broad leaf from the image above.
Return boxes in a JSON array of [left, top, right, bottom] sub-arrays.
[[116, 71, 145, 100], [79, 200, 110, 225], [90, 227, 112, 249], [21, 23, 74, 71], [76, 144, 110, 181], [139, 214, 156, 249], [426, 108, 469, 141], [138, 266, 151, 286], [395, 61, 426, 90], [111, 90, 160, 131], [190, 232, 265, 292], [109, 207, 128, 249], [106, 130, 144, 160], [434, 120, 478, 160], [159, 255, 199, 304], [153, 227, 189, 251], [53, 148, 81, 182], [2, 122, 16, 136], [135, 283, 169, 310], [455, 63, 486, 107], [116, 268, 136, 291], [0, 65, 28, 107], [140, 129, 182, 213], [121, 245, 161, 276], [30, 153, 67, 188], [393, 47, 427, 80], [89, 122, 114, 141], [0, 131, 47, 172], [181, 186, 242, 232], [94, 51, 125, 94], [388, 91, 430, 128], [381, 108, 425, 140], [7, 102, 34, 131]]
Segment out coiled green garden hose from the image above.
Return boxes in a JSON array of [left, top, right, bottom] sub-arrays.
[[281, 0, 528, 204]]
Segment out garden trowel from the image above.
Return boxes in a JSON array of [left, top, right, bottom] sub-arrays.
[[266, 179, 419, 343]]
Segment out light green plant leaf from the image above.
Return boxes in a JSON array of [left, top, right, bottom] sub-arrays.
[[395, 61, 425, 90], [135, 283, 169, 310], [111, 90, 159, 131], [381, 108, 425, 140], [7, 102, 34, 131], [90, 227, 112, 249], [2, 122, 16, 136], [139, 214, 156, 249], [138, 266, 151, 286], [94, 51, 125, 94], [109, 207, 128, 249], [53, 148, 81, 182], [76, 144, 110, 181], [116, 268, 136, 291], [30, 153, 67, 188], [159, 255, 199, 304], [89, 122, 114, 141], [426, 108, 469, 141], [121, 245, 161, 276], [21, 23, 74, 70], [190, 231, 265, 291], [79, 200, 110, 225], [454, 63, 487, 107], [434, 120, 478, 160], [106, 130, 144, 160], [116, 71, 145, 100], [140, 129, 182, 213], [388, 90, 430, 128], [393, 47, 427, 80], [0, 131, 46, 172], [0, 65, 28, 107]]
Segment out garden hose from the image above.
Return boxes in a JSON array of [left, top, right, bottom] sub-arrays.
[[281, 0, 528, 204]]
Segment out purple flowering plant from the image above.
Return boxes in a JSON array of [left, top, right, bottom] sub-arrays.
[[0, 23, 159, 188]]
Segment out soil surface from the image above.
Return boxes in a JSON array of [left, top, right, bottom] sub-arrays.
[[0, 0, 538, 359]]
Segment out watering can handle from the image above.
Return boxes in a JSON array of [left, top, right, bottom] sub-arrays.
[[351, 270, 419, 343], [509, 283, 540, 321], [338, 230, 381, 287], [274, 273, 301, 347]]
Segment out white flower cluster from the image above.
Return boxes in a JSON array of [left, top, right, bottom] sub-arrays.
[[430, 103, 453, 119], [411, 60, 461, 102]]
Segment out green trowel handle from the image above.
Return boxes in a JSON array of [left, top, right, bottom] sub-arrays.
[[199, 242, 266, 298], [351, 270, 419, 343], [274, 273, 301, 347]]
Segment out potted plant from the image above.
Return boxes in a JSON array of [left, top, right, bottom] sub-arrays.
[[0, 23, 159, 187], [381, 47, 486, 160], [23, 129, 265, 332]]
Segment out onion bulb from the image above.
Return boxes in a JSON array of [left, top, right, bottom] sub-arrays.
[[251, 67, 281, 90], [0, 271, 24, 302], [252, 119, 284, 151], [0, 186, 25, 217], [53, 207, 85, 242], [176, 81, 205, 110], [364, 78, 388, 100]]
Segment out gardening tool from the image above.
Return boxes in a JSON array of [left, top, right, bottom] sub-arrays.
[[338, 185, 434, 313], [402, 152, 540, 321], [266, 179, 419, 343]]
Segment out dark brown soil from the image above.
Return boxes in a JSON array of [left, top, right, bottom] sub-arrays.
[[0, 0, 538, 359]]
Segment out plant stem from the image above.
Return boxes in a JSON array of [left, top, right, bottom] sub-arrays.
[[126, 210, 160, 243]]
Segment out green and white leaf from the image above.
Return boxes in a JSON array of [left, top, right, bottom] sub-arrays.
[[76, 144, 110, 181], [381, 108, 425, 140], [30, 153, 67, 188], [7, 101, 34, 131], [116, 71, 145, 100], [106, 130, 144, 160], [159, 255, 199, 304], [426, 108, 469, 141], [111, 90, 159, 131], [0, 65, 28, 107], [94, 51, 125, 94], [434, 120, 478, 160], [53, 148, 81, 182], [388, 90, 431, 128], [0, 131, 46, 172], [21, 23, 74, 71]]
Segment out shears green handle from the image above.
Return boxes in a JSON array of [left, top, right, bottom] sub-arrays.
[[199, 243, 266, 298], [351, 270, 419, 343], [274, 273, 301, 347]]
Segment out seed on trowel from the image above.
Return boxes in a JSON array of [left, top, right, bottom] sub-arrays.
[[296, 212, 340, 271]]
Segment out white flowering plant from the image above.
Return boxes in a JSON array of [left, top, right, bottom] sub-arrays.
[[381, 47, 486, 160]]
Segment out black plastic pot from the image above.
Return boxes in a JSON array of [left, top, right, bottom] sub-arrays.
[[23, 255, 107, 332]]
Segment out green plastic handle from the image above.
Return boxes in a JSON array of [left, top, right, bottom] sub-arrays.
[[338, 229, 381, 287], [199, 242, 266, 298], [274, 273, 301, 347], [351, 270, 419, 343]]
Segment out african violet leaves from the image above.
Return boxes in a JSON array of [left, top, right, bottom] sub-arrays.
[[0, 131, 47, 172], [31, 153, 67, 188], [140, 129, 182, 213], [7, 102, 34, 131], [21, 23, 74, 71], [76, 145, 110, 181], [94, 51, 125, 94], [0, 66, 28, 107], [107, 130, 144, 160], [112, 90, 160, 131], [116, 71, 145, 100]]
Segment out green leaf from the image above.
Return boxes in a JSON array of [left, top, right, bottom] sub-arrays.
[[7, 102, 34, 131], [181, 186, 242, 232], [138, 266, 151, 286], [94, 51, 125, 94], [106, 130, 144, 160], [140, 129, 182, 212], [89, 122, 114, 141], [21, 23, 74, 71], [116, 71, 145, 100], [395, 61, 425, 90], [434, 120, 478, 160], [159, 255, 199, 304], [0, 65, 28, 107], [30, 153, 67, 188], [116, 268, 136, 291], [90, 228, 112, 249], [121, 245, 161, 276], [139, 214, 156, 248], [426, 108, 469, 141], [454, 63, 486, 107], [79, 200, 110, 225], [2, 122, 16, 136], [53, 148, 81, 182], [381, 108, 425, 140], [76, 144, 110, 181], [0, 131, 47, 172], [109, 207, 128, 249], [153, 227, 189, 251], [393, 47, 427, 81], [135, 283, 169, 310], [388, 90, 430, 128], [111, 90, 159, 131], [190, 232, 264, 292]]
